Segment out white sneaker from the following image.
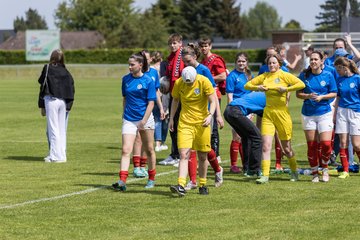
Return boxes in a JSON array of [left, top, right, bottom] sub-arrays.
[[215, 166, 224, 187], [160, 144, 168, 151], [53, 159, 66, 163], [322, 168, 330, 182], [312, 175, 320, 183], [184, 181, 197, 190], [216, 156, 222, 163], [155, 146, 161, 152], [44, 156, 51, 163], [158, 155, 177, 165]]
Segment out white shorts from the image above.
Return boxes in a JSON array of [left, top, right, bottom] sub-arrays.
[[335, 107, 360, 135], [301, 111, 334, 133], [122, 114, 155, 135]]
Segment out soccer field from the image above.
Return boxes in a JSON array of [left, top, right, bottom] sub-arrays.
[[1, 69, 360, 239]]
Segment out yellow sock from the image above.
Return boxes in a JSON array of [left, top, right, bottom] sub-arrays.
[[199, 178, 207, 187], [288, 156, 297, 172], [178, 177, 186, 187], [262, 160, 271, 176]]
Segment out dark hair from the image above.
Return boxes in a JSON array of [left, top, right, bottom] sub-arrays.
[[50, 49, 65, 66], [265, 54, 283, 67], [198, 37, 212, 46], [333, 38, 347, 49], [129, 51, 148, 73], [182, 43, 201, 59], [151, 51, 163, 64], [302, 50, 324, 78], [235, 52, 252, 80], [334, 57, 360, 75], [168, 33, 183, 45]]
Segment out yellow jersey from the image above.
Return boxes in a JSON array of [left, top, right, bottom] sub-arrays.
[[244, 70, 305, 108], [172, 74, 214, 124]]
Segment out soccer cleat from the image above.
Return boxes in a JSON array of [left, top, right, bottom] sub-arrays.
[[159, 156, 179, 166], [256, 176, 269, 184], [112, 180, 126, 191], [44, 156, 51, 162], [133, 167, 146, 178], [155, 146, 161, 152], [144, 180, 155, 189], [246, 170, 262, 178], [216, 155, 222, 163], [184, 181, 197, 190], [198, 186, 209, 195], [170, 185, 186, 197], [290, 171, 299, 182], [214, 166, 224, 187], [322, 168, 330, 182], [338, 171, 349, 179], [312, 175, 320, 183], [140, 167, 148, 177], [230, 165, 241, 173]]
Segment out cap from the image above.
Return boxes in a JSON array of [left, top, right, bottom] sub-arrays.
[[334, 48, 349, 57], [181, 66, 197, 83]]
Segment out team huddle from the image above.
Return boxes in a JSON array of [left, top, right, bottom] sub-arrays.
[[37, 33, 360, 197]]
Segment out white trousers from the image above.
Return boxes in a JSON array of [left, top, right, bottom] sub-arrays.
[[45, 96, 67, 161]]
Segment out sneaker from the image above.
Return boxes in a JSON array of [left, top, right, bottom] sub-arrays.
[[155, 146, 161, 152], [160, 144, 168, 151], [230, 165, 241, 174], [112, 180, 126, 191], [329, 152, 340, 166], [216, 156, 222, 163], [338, 171, 349, 179], [275, 163, 283, 171], [172, 159, 180, 167], [312, 174, 320, 183], [44, 155, 51, 162], [290, 171, 299, 182], [159, 156, 179, 166], [214, 167, 224, 187], [144, 180, 155, 189], [52, 159, 66, 163], [170, 184, 186, 197], [184, 181, 197, 190], [256, 176, 269, 184], [199, 186, 209, 195], [140, 167, 148, 177], [322, 168, 330, 182], [133, 167, 146, 178], [246, 170, 262, 178]]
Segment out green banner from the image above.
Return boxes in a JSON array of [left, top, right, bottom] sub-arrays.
[[26, 30, 60, 61]]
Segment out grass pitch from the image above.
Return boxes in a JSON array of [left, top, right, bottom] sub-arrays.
[[1, 68, 360, 240]]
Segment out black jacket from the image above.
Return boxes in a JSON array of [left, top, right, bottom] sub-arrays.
[[38, 64, 75, 111]]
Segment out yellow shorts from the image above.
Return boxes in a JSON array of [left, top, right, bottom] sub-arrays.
[[177, 121, 211, 152], [261, 107, 292, 140]]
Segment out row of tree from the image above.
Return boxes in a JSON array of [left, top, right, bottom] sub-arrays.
[[13, 0, 360, 48]]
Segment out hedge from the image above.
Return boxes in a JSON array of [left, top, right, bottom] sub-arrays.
[[0, 48, 266, 65]]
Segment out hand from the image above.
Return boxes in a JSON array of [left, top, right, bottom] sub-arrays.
[[314, 95, 323, 102], [202, 114, 212, 127], [308, 92, 318, 100], [41, 108, 46, 116], [295, 54, 302, 61], [169, 119, 174, 132], [217, 115, 224, 129], [258, 85, 268, 92], [137, 119, 146, 130], [160, 108, 165, 120], [345, 34, 352, 45]]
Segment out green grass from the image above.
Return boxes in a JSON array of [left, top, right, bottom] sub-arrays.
[[1, 68, 360, 240]]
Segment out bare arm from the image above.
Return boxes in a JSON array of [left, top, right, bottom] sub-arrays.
[[138, 101, 155, 130], [203, 93, 217, 127], [227, 93, 233, 104], [286, 54, 302, 70], [213, 71, 227, 84], [169, 97, 179, 132], [156, 89, 165, 120], [345, 34, 360, 61]]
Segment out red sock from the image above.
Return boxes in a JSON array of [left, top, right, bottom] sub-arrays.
[[188, 150, 197, 183], [230, 140, 240, 166], [307, 141, 318, 174], [148, 169, 156, 181], [320, 140, 332, 168], [119, 170, 128, 183], [340, 148, 349, 172], [140, 157, 147, 168], [133, 156, 140, 168], [317, 141, 322, 166], [275, 139, 282, 166], [208, 149, 221, 173]]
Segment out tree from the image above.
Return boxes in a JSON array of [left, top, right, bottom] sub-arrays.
[[150, 0, 182, 35], [215, 0, 244, 39], [242, 2, 281, 39], [315, 0, 360, 32], [13, 8, 48, 32], [283, 19, 302, 30], [54, 0, 139, 47]]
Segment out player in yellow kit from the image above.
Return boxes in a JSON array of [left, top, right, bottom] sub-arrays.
[[245, 54, 305, 184], [169, 66, 217, 196]]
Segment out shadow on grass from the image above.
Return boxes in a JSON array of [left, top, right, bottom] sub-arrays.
[[82, 172, 117, 176], [4, 156, 44, 161], [107, 146, 121, 150]]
